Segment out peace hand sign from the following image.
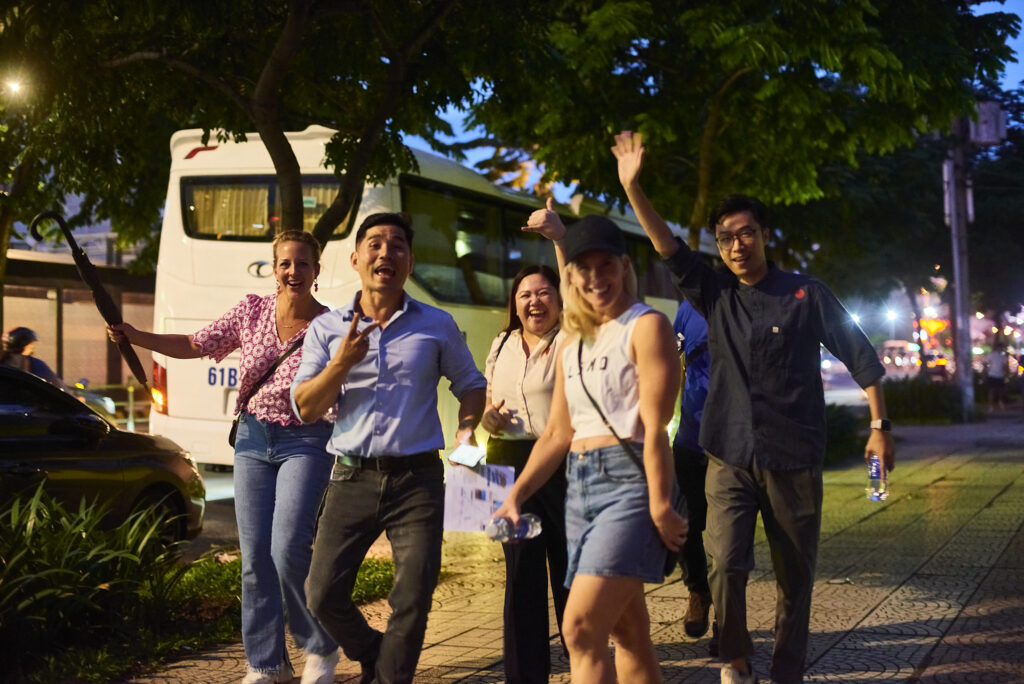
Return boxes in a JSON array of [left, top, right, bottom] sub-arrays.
[[331, 312, 379, 372]]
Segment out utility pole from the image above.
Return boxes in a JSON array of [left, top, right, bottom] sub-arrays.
[[943, 102, 1006, 423]]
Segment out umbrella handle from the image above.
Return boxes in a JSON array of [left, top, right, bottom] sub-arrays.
[[29, 211, 83, 253]]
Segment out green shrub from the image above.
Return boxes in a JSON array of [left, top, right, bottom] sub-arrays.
[[882, 375, 962, 423], [3, 485, 395, 683], [824, 403, 865, 466], [1, 485, 183, 681]]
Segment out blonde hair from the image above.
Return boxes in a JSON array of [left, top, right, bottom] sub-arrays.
[[561, 256, 638, 341], [272, 230, 321, 266]]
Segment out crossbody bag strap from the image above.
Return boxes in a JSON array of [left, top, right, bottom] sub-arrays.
[[237, 337, 304, 413], [576, 339, 645, 473], [494, 329, 514, 362]]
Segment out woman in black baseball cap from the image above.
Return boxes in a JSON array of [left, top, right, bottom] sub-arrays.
[[494, 212, 687, 681]]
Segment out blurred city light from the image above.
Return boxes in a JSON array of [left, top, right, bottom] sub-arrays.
[[924, 306, 938, 318], [6, 80, 20, 93], [976, 312, 985, 319], [886, 310, 896, 321], [850, 313, 860, 324]]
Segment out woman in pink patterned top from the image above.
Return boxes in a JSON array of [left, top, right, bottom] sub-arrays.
[[108, 231, 340, 684]]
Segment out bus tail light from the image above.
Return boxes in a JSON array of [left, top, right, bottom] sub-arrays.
[[152, 361, 168, 414]]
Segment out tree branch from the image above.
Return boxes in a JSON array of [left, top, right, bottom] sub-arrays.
[[104, 51, 252, 115]]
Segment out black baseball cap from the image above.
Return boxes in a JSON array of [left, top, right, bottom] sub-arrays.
[[561, 215, 626, 263]]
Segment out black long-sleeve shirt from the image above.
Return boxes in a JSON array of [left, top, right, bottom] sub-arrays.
[[664, 241, 884, 470]]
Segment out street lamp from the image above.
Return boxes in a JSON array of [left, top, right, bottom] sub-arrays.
[[886, 309, 896, 340]]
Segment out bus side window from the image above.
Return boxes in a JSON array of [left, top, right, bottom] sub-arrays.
[[403, 184, 507, 307]]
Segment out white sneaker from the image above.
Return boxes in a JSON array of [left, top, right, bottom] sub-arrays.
[[300, 650, 340, 684], [242, 662, 295, 684], [720, 663, 757, 684]]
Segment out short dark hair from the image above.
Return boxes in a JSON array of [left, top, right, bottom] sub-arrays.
[[355, 212, 414, 246], [708, 195, 770, 232], [504, 265, 561, 333]]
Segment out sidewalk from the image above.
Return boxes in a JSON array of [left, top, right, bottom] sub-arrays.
[[130, 414, 1024, 683]]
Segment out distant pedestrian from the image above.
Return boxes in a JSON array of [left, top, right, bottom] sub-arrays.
[[986, 342, 1009, 411], [109, 230, 339, 684], [613, 130, 893, 683], [1, 327, 62, 386], [293, 212, 487, 684]]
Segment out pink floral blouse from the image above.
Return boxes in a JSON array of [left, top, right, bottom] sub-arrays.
[[191, 293, 330, 426]]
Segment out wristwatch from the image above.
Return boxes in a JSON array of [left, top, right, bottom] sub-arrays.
[[870, 418, 892, 432]]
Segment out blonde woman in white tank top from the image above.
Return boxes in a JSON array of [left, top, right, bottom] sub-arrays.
[[493, 214, 688, 683]]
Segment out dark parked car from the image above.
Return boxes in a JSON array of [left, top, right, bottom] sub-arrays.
[[0, 366, 204, 540]]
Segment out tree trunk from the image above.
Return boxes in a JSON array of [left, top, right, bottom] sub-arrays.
[[252, 0, 314, 232], [0, 157, 36, 331], [902, 280, 929, 378]]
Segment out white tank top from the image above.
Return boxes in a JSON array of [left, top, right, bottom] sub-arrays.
[[562, 301, 652, 442]]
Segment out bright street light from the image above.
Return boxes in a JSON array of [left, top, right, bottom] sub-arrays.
[[850, 313, 860, 324], [6, 81, 21, 93]]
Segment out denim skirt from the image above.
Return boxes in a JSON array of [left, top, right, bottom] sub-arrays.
[[564, 443, 669, 586]]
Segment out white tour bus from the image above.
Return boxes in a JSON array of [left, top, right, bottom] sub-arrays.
[[150, 126, 710, 465]]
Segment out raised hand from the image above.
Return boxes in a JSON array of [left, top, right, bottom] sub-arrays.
[[522, 197, 567, 242], [611, 130, 645, 190]]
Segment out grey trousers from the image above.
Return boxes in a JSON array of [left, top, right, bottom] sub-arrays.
[[705, 456, 822, 684]]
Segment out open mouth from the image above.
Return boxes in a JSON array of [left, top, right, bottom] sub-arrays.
[[374, 265, 396, 278], [526, 308, 548, 322]]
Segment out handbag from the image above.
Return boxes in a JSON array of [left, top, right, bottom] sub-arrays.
[[228, 337, 305, 447], [576, 340, 687, 575]]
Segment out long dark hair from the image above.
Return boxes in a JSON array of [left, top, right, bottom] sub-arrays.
[[503, 265, 561, 333]]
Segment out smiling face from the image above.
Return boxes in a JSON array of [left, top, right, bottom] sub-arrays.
[[351, 223, 413, 295], [570, 250, 630, 316], [274, 240, 320, 301], [515, 273, 561, 338], [715, 210, 769, 285]]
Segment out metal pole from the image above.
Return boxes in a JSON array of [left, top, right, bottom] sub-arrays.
[[126, 383, 135, 432], [948, 118, 975, 422]]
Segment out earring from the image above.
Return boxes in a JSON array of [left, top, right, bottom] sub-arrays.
[[314, 280, 319, 292]]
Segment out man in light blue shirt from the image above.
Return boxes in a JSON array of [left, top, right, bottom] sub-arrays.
[[292, 212, 486, 684]]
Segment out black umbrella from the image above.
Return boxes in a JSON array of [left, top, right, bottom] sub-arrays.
[[29, 211, 150, 392]]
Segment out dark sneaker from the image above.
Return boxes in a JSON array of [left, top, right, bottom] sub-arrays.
[[358, 632, 383, 684], [708, 620, 720, 658], [684, 591, 712, 638]]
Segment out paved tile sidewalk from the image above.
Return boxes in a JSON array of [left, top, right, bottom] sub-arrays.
[[130, 415, 1024, 683]]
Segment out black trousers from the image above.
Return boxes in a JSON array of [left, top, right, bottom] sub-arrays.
[[487, 438, 570, 684], [674, 444, 710, 594]]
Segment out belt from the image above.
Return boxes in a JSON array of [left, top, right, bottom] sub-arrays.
[[337, 451, 439, 472]]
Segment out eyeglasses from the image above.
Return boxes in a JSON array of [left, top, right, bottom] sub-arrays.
[[715, 228, 758, 249]]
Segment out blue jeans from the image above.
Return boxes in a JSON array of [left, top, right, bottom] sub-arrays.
[[234, 412, 337, 673], [306, 456, 444, 684]]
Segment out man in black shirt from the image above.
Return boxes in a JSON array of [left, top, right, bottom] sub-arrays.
[[612, 131, 894, 684]]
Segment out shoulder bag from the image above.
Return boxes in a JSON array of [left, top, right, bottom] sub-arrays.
[[228, 337, 304, 447]]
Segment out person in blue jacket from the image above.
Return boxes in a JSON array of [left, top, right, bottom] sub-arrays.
[[672, 300, 718, 652]]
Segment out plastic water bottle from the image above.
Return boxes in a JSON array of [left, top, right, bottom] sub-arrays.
[[868, 454, 888, 501], [485, 513, 542, 542]]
